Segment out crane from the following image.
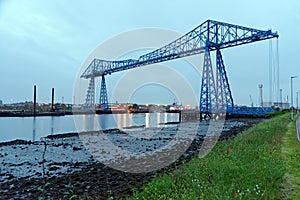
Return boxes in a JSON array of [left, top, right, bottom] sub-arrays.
[[80, 19, 278, 119], [249, 95, 254, 107]]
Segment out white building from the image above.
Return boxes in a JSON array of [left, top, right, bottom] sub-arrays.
[[273, 102, 290, 109]]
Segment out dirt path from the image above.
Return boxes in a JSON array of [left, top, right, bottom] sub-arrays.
[[296, 117, 300, 142], [282, 116, 300, 199]]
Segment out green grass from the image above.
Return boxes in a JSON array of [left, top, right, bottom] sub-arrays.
[[128, 114, 291, 199], [282, 114, 300, 199]]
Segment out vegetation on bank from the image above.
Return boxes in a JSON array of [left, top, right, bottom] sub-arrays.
[[129, 113, 292, 199]]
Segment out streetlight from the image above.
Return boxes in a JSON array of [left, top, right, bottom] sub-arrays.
[[291, 76, 297, 120], [297, 90, 300, 111], [280, 89, 283, 109]]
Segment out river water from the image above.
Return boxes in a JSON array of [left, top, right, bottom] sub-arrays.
[[0, 113, 179, 142]]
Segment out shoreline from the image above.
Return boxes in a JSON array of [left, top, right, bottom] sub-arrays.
[[0, 110, 271, 118], [0, 118, 263, 199], [0, 110, 182, 117]]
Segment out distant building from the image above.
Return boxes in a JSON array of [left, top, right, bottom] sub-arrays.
[[0, 100, 2, 106], [263, 102, 290, 109], [273, 102, 290, 109]]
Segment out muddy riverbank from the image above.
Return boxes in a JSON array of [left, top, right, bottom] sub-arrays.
[[0, 118, 263, 199]]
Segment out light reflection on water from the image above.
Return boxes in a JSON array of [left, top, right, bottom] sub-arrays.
[[0, 113, 179, 142]]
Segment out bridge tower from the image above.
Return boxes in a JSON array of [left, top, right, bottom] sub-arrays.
[[215, 49, 234, 112], [200, 47, 217, 120], [199, 48, 234, 120], [85, 76, 95, 109], [99, 75, 109, 110]]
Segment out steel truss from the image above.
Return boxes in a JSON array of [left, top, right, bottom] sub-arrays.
[[85, 77, 95, 109], [216, 49, 234, 111], [99, 75, 109, 110], [200, 47, 217, 120], [80, 19, 278, 116]]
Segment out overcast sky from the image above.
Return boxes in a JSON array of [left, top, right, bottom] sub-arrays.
[[0, 0, 299, 106]]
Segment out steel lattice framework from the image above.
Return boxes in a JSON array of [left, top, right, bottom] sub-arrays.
[[99, 75, 108, 110], [84, 77, 95, 108], [81, 19, 278, 117], [199, 47, 217, 119]]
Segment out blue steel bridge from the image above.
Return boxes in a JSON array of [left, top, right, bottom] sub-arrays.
[[80, 19, 278, 120]]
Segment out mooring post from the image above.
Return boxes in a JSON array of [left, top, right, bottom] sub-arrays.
[[33, 85, 36, 116], [51, 88, 54, 112]]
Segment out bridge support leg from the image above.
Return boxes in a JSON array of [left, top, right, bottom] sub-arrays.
[[200, 47, 217, 120], [216, 49, 234, 113], [85, 77, 95, 109], [99, 75, 109, 110]]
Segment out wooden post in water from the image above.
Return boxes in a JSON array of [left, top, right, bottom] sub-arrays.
[[33, 85, 36, 116], [51, 88, 54, 112]]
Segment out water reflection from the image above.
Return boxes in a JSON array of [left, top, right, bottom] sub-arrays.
[[75, 113, 180, 132], [128, 114, 133, 127], [145, 113, 150, 128], [164, 113, 168, 124], [157, 113, 160, 128], [116, 114, 122, 129], [1, 113, 179, 142], [51, 116, 54, 135], [32, 117, 36, 142], [122, 114, 127, 128]]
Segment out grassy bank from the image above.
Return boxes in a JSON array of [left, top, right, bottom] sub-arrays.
[[129, 114, 291, 199], [282, 115, 300, 199]]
